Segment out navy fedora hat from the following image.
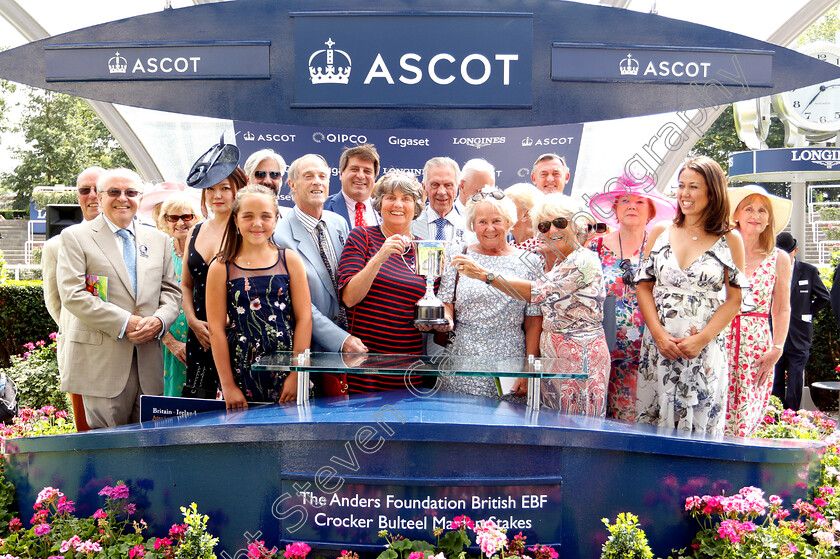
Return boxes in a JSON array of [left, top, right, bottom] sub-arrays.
[[186, 133, 240, 189]]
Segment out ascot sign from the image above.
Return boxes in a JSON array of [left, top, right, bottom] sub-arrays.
[[292, 13, 533, 108]]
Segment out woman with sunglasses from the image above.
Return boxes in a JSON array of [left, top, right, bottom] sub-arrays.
[[724, 185, 791, 437], [156, 194, 203, 396], [428, 187, 543, 401], [337, 172, 428, 392], [586, 174, 676, 422], [452, 193, 610, 415], [181, 137, 247, 399], [635, 156, 748, 435]]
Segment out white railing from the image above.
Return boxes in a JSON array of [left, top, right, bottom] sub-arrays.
[[4, 264, 42, 281]]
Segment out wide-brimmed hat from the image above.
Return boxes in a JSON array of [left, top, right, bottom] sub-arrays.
[[138, 182, 199, 223], [186, 133, 240, 189], [587, 174, 677, 231], [728, 184, 792, 234]]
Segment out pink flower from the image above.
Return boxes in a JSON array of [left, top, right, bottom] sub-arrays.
[[769, 495, 782, 506], [247, 542, 263, 559], [35, 486, 62, 504], [814, 531, 836, 546], [56, 410, 68, 419], [449, 515, 475, 530], [110, 483, 129, 500], [8, 519, 21, 532], [33, 523, 50, 536], [49, 332, 57, 340], [128, 544, 146, 558], [76, 539, 103, 553], [475, 519, 507, 556], [820, 486, 836, 496], [685, 496, 701, 511], [93, 509, 107, 519], [169, 524, 186, 538], [23, 342, 35, 351], [60, 535, 81, 553], [285, 542, 311, 559], [98, 485, 113, 498], [408, 553, 424, 559], [39, 406, 56, 416], [815, 497, 828, 507], [154, 537, 172, 550], [716, 519, 741, 544]]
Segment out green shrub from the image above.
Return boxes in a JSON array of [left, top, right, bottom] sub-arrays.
[[601, 513, 653, 559], [0, 281, 56, 367], [0, 210, 25, 220], [30, 189, 75, 210], [0, 457, 16, 534], [0, 250, 5, 285], [821, 206, 840, 222], [2, 339, 70, 413]]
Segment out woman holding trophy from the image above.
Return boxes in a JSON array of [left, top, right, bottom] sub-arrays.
[[337, 172, 428, 392], [452, 194, 610, 415], [432, 187, 543, 401]]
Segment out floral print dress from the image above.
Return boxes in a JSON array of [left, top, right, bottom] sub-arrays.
[[163, 240, 188, 397], [589, 237, 645, 421], [635, 227, 751, 435], [724, 250, 777, 437], [226, 249, 294, 403], [531, 247, 611, 416]]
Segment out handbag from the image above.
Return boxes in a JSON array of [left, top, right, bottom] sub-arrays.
[[0, 372, 18, 423], [433, 246, 468, 347]]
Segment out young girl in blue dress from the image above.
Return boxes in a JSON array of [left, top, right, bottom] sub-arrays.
[[206, 185, 312, 408]]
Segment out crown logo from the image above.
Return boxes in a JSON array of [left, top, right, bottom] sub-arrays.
[[521, 137, 533, 147], [243, 131, 255, 141], [108, 52, 128, 74], [309, 38, 351, 85], [619, 54, 639, 76]]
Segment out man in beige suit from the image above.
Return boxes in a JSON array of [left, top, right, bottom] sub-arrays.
[[42, 166, 104, 431], [57, 168, 181, 428]]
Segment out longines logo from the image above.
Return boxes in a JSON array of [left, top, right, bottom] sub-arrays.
[[312, 132, 368, 144], [791, 149, 840, 168], [309, 38, 352, 85], [452, 136, 506, 149]]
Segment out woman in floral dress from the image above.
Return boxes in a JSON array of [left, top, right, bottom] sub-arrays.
[[635, 157, 748, 435], [587, 174, 676, 421], [206, 185, 312, 408], [452, 193, 610, 416], [725, 185, 791, 437]]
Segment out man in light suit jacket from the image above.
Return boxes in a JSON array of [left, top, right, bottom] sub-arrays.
[[57, 168, 181, 428], [42, 166, 104, 431], [776, 233, 829, 410], [274, 154, 367, 354], [323, 144, 380, 229], [411, 156, 470, 243]]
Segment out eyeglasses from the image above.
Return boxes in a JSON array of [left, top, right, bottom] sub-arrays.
[[619, 259, 636, 287], [537, 217, 569, 234], [78, 187, 95, 195], [104, 188, 140, 198], [588, 223, 608, 234], [254, 170, 282, 180], [164, 213, 196, 223], [470, 191, 505, 202]]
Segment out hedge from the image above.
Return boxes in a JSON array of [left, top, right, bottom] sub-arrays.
[[0, 281, 56, 367]]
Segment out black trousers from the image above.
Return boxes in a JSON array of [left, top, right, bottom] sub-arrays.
[[772, 346, 810, 411]]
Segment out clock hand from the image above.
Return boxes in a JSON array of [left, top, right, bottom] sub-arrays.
[[802, 85, 827, 112]]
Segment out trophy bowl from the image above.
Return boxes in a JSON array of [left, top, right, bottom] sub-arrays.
[[412, 240, 449, 327]]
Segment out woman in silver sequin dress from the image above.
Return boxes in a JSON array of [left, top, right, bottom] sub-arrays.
[[433, 187, 543, 401]]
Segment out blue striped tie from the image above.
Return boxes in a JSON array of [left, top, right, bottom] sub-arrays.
[[116, 228, 137, 293], [434, 217, 447, 240]]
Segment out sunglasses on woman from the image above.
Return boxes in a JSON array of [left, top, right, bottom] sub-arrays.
[[470, 190, 505, 202], [164, 213, 196, 223], [254, 170, 282, 180], [537, 217, 569, 234]]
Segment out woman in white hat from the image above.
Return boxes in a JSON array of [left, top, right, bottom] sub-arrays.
[[587, 173, 676, 422], [724, 184, 792, 437]]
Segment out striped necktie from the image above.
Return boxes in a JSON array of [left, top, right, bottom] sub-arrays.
[[316, 222, 347, 329]]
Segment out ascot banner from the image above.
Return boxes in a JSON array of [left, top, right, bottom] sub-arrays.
[[232, 121, 585, 208]]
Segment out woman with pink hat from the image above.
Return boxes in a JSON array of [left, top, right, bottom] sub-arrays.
[[724, 185, 792, 437], [587, 173, 676, 421]]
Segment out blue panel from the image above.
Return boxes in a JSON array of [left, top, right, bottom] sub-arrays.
[[729, 148, 840, 178], [4, 392, 823, 559], [0, 0, 836, 127]]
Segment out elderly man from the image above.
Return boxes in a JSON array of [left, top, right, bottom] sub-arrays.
[[244, 148, 291, 215], [274, 154, 367, 359], [324, 144, 380, 229], [57, 168, 181, 428], [531, 153, 570, 194], [455, 158, 495, 214], [42, 166, 104, 431], [411, 157, 467, 242]]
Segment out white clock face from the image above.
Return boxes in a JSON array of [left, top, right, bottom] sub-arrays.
[[781, 45, 840, 133]]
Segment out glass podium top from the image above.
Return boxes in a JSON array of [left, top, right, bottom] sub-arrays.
[[252, 351, 587, 380]]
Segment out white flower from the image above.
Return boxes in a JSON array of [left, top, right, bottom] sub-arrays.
[[268, 315, 277, 322], [236, 306, 245, 315], [626, 327, 640, 342], [279, 303, 286, 310]]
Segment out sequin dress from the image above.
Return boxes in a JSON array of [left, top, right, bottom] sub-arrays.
[[724, 249, 777, 437], [163, 239, 188, 397], [438, 245, 543, 401], [588, 237, 645, 422], [184, 223, 219, 399], [227, 249, 294, 402], [635, 227, 751, 435], [531, 247, 611, 416]]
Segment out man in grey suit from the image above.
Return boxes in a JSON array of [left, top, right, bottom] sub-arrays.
[[274, 154, 367, 354], [42, 165, 104, 431], [57, 168, 181, 428], [411, 156, 468, 243]]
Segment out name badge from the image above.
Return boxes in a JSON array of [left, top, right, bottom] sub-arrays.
[[799, 280, 809, 285], [803, 314, 812, 323]]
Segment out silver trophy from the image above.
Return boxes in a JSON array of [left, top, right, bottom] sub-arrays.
[[413, 240, 448, 326]]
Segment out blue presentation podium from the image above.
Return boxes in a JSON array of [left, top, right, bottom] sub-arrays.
[[3, 354, 823, 558]]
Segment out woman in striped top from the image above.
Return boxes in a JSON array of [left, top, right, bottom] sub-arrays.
[[337, 172, 427, 392]]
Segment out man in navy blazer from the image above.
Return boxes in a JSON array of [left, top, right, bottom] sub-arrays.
[[775, 233, 829, 410], [323, 144, 380, 229], [274, 154, 367, 354]]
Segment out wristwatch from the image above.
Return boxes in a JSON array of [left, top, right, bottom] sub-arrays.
[[773, 344, 783, 351], [485, 272, 496, 285]]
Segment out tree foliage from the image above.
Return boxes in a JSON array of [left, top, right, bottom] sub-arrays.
[[798, 4, 840, 45], [3, 88, 133, 208]]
